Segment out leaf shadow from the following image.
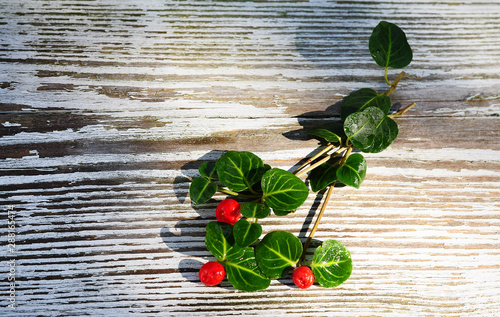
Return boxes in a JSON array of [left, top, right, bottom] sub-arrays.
[[177, 258, 235, 291], [173, 150, 225, 204], [165, 150, 247, 291], [298, 188, 326, 240], [282, 100, 343, 143]]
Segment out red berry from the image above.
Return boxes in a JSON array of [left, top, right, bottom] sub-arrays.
[[199, 262, 225, 286], [292, 266, 314, 289], [216, 198, 241, 225]]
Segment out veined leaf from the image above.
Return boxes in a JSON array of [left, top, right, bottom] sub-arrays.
[[309, 161, 338, 192], [216, 151, 266, 192], [336, 153, 367, 189], [369, 21, 413, 69], [189, 177, 217, 205], [311, 240, 352, 288], [366, 113, 398, 153], [233, 219, 262, 247], [255, 231, 302, 279], [340, 88, 391, 120], [344, 107, 398, 153], [225, 246, 271, 292], [344, 108, 377, 150], [199, 161, 217, 179], [205, 221, 234, 261], [262, 168, 308, 211], [240, 202, 270, 219], [250, 164, 273, 193]]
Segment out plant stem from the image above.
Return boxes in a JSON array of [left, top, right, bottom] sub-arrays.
[[388, 102, 416, 118], [339, 146, 353, 166], [331, 146, 348, 158], [300, 182, 335, 265], [293, 143, 334, 175], [384, 67, 391, 86], [385, 71, 406, 96], [294, 147, 347, 178], [218, 187, 260, 199], [295, 155, 331, 178]]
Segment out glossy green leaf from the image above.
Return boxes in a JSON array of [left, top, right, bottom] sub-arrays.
[[369, 21, 413, 69], [369, 112, 398, 153], [189, 177, 217, 205], [308, 120, 345, 144], [311, 240, 352, 288], [340, 88, 391, 120], [250, 164, 273, 193], [216, 151, 266, 192], [255, 231, 302, 279], [199, 161, 217, 179], [344, 107, 398, 153], [205, 221, 234, 261], [309, 162, 338, 192], [261, 168, 309, 211], [225, 246, 271, 292], [308, 127, 342, 143], [233, 219, 262, 247], [344, 108, 377, 150], [272, 209, 294, 216], [240, 202, 270, 219], [336, 154, 367, 189]]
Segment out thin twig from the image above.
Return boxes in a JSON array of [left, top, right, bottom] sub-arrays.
[[295, 147, 347, 178], [295, 155, 331, 178], [338, 146, 353, 166], [293, 143, 334, 175], [389, 102, 416, 117], [384, 71, 406, 96], [300, 182, 335, 265]]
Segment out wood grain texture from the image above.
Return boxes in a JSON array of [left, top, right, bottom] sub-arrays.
[[1, 0, 499, 316]]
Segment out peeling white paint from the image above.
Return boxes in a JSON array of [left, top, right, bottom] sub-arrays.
[[1, 0, 500, 316]]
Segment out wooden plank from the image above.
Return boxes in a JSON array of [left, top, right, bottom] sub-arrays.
[[1, 0, 500, 315]]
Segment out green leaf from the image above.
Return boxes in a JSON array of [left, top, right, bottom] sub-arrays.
[[216, 151, 266, 192], [205, 221, 234, 261], [233, 219, 262, 247], [344, 108, 377, 150], [255, 231, 302, 279], [311, 240, 352, 288], [336, 153, 367, 189], [308, 127, 341, 144], [340, 88, 391, 121], [189, 177, 217, 205], [367, 113, 398, 153], [309, 162, 338, 192], [240, 202, 270, 219], [225, 246, 271, 292], [307, 121, 345, 143], [272, 209, 294, 216], [308, 121, 345, 143], [262, 168, 309, 211], [369, 21, 413, 69], [199, 161, 217, 179], [344, 107, 398, 153]]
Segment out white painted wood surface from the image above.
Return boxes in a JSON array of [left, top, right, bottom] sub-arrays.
[[1, 0, 499, 316]]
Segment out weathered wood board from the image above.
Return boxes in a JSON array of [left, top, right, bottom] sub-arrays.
[[1, 0, 499, 315]]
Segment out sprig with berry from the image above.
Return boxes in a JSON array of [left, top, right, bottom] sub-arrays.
[[189, 21, 414, 292]]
